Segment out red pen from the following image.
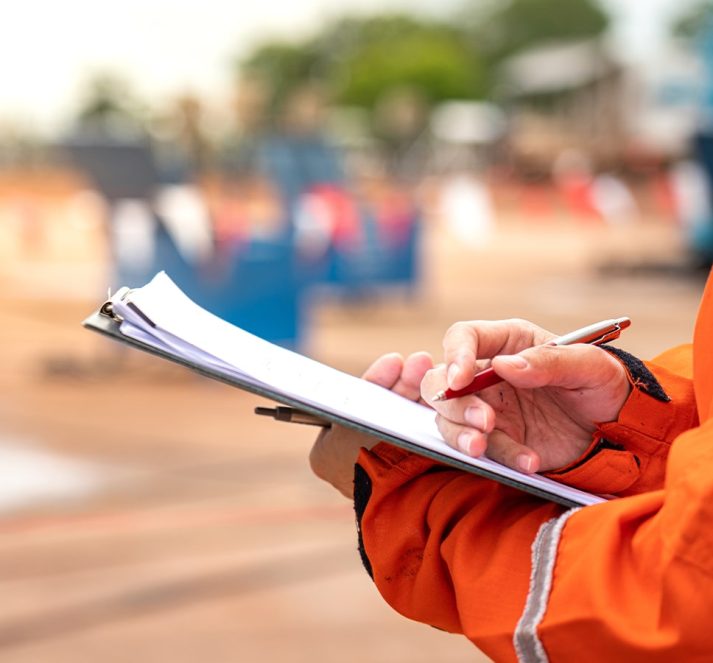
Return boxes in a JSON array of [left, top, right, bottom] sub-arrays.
[[431, 317, 631, 402]]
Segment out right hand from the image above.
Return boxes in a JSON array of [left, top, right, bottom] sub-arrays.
[[420, 319, 632, 474]]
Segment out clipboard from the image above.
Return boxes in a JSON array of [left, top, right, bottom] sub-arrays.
[[83, 276, 605, 509]]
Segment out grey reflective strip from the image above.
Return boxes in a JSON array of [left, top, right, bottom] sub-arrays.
[[513, 508, 581, 663]]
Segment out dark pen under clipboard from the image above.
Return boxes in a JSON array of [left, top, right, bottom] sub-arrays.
[[254, 406, 331, 428]]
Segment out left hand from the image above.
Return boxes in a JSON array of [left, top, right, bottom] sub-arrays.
[[309, 351, 434, 498]]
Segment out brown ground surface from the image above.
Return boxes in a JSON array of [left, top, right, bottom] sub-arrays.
[[0, 211, 706, 662]]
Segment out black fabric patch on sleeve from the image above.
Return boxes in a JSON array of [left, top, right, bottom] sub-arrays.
[[353, 463, 374, 579], [600, 345, 670, 403], [547, 437, 639, 475]]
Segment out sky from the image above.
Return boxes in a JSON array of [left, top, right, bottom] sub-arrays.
[[0, 0, 704, 134]]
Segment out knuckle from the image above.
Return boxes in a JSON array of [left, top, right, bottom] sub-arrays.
[[480, 406, 494, 432], [531, 343, 559, 364], [434, 414, 451, 441], [505, 317, 536, 334], [507, 318, 540, 342], [445, 321, 470, 335], [435, 413, 455, 433], [443, 321, 481, 348]]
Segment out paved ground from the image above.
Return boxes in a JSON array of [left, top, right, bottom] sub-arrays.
[[0, 211, 706, 662]]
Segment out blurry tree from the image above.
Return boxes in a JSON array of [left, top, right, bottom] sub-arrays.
[[237, 13, 486, 120], [75, 73, 148, 134], [673, 1, 713, 39], [236, 3, 612, 120], [460, 0, 610, 63], [321, 15, 487, 106], [240, 43, 323, 121]]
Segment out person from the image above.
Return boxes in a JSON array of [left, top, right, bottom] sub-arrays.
[[309, 271, 713, 661]]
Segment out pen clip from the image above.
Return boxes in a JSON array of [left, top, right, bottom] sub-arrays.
[[591, 325, 625, 346]]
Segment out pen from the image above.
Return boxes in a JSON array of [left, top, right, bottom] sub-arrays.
[[254, 406, 331, 428], [432, 317, 631, 402]]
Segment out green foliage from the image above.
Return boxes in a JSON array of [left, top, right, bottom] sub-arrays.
[[240, 42, 323, 116], [235, 1, 611, 117], [324, 16, 487, 106], [238, 14, 486, 116], [462, 0, 610, 61], [672, 1, 713, 39]]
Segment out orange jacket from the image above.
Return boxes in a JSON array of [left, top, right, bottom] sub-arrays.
[[355, 272, 713, 662]]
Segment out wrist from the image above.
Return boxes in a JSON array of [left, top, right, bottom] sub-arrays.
[[545, 348, 697, 496]]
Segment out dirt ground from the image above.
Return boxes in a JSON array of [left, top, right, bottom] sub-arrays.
[[0, 212, 707, 662]]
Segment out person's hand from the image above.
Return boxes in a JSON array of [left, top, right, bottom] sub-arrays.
[[309, 351, 434, 498], [420, 319, 631, 474]]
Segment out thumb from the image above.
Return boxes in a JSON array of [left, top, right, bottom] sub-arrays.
[[491, 344, 621, 392]]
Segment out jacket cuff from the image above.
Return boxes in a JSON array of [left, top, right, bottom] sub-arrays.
[[354, 443, 444, 578], [544, 347, 697, 496], [542, 436, 641, 494], [353, 442, 446, 501]]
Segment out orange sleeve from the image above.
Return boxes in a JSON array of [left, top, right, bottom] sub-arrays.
[[357, 419, 713, 660], [534, 419, 713, 661], [355, 443, 564, 663], [650, 342, 694, 378]]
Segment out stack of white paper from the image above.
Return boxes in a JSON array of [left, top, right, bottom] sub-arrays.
[[103, 272, 605, 507]]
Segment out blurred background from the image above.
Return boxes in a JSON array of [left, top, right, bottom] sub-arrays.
[[1, 0, 713, 660]]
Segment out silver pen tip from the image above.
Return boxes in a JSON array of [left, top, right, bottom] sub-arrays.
[[432, 391, 446, 402]]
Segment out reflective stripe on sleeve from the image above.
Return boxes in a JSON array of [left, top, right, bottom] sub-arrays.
[[513, 507, 581, 663]]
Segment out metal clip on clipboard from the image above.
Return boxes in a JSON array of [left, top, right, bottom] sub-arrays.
[[99, 287, 132, 322]]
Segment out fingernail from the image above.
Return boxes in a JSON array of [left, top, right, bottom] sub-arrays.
[[457, 432, 474, 455], [516, 453, 534, 473], [447, 363, 460, 387], [499, 354, 529, 369], [465, 407, 485, 429]]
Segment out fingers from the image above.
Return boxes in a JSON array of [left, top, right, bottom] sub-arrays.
[[442, 319, 547, 390], [426, 355, 542, 475], [361, 352, 404, 388], [421, 364, 494, 417], [491, 343, 626, 392], [435, 414, 488, 456], [420, 364, 448, 403], [362, 351, 435, 403], [396, 351, 434, 402], [441, 324, 479, 390], [312, 349, 434, 500], [434, 416, 540, 474], [482, 430, 540, 474]]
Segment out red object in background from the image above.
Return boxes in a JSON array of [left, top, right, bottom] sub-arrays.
[[374, 187, 415, 246], [308, 184, 362, 248], [518, 183, 556, 221], [557, 174, 602, 224], [212, 198, 249, 247], [650, 171, 678, 222]]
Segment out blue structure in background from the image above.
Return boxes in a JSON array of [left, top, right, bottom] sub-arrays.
[[320, 210, 421, 296], [63, 135, 307, 348], [691, 19, 713, 264], [64, 129, 422, 350], [152, 225, 306, 349], [691, 133, 713, 263], [258, 134, 346, 214], [257, 133, 421, 297]]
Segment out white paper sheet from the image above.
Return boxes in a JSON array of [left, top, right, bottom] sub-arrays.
[[111, 272, 605, 507]]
